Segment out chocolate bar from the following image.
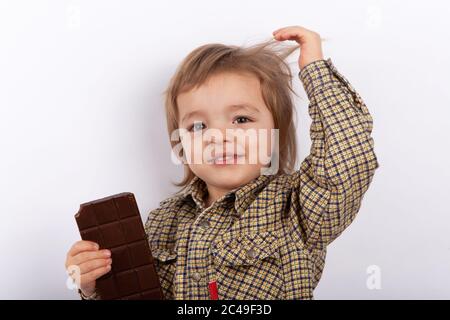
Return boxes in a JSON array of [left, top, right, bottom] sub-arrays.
[[75, 192, 164, 300]]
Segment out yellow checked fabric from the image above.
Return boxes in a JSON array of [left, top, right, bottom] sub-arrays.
[[144, 58, 379, 300]]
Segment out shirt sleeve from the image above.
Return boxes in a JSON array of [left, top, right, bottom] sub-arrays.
[[78, 288, 100, 300], [289, 58, 379, 251]]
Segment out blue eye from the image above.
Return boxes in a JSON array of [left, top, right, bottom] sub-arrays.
[[189, 122, 205, 132]]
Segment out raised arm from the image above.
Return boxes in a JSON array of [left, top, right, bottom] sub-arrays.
[[289, 58, 379, 250]]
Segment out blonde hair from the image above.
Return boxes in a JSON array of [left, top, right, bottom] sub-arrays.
[[163, 38, 300, 190]]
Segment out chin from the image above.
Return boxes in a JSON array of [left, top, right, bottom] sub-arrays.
[[201, 165, 261, 189]]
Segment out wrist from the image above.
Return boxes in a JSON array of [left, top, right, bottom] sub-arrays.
[[300, 55, 324, 70], [299, 45, 324, 70]]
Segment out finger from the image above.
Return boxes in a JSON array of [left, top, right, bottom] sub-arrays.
[[273, 25, 305, 35], [80, 265, 112, 285], [275, 31, 302, 42], [282, 29, 313, 44], [273, 25, 297, 33], [79, 258, 112, 275], [272, 27, 285, 35], [70, 249, 111, 266], [273, 28, 294, 37], [68, 241, 99, 257]]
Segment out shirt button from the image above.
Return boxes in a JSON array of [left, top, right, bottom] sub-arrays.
[[191, 272, 201, 282], [246, 248, 257, 259], [199, 220, 210, 229]]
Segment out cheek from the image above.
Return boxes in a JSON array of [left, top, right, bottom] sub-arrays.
[[265, 127, 276, 153], [181, 135, 208, 163], [237, 127, 275, 165], [254, 114, 275, 156], [257, 128, 276, 163]]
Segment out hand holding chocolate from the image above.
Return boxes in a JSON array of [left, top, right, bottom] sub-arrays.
[[75, 192, 164, 300]]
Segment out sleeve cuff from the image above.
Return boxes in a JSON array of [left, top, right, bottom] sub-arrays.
[[78, 289, 99, 300], [299, 58, 366, 108], [299, 58, 340, 98]]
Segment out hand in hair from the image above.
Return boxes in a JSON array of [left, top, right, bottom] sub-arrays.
[[272, 26, 324, 70]]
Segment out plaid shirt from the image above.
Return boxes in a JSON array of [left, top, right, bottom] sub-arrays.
[[122, 58, 378, 300]]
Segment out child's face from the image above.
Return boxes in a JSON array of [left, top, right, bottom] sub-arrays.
[[177, 71, 275, 191]]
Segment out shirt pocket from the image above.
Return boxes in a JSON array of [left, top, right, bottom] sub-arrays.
[[210, 231, 284, 299], [152, 248, 177, 262]]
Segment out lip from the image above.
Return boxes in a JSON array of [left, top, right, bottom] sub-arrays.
[[208, 153, 245, 165]]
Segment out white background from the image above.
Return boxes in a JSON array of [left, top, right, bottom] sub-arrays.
[[1, 0, 449, 299]]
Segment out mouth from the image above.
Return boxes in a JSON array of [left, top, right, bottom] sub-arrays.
[[208, 153, 245, 165]]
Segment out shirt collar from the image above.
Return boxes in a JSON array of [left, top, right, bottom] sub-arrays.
[[177, 173, 278, 215]]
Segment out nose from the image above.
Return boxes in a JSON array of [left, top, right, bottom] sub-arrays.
[[205, 120, 233, 144], [204, 124, 238, 157]]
